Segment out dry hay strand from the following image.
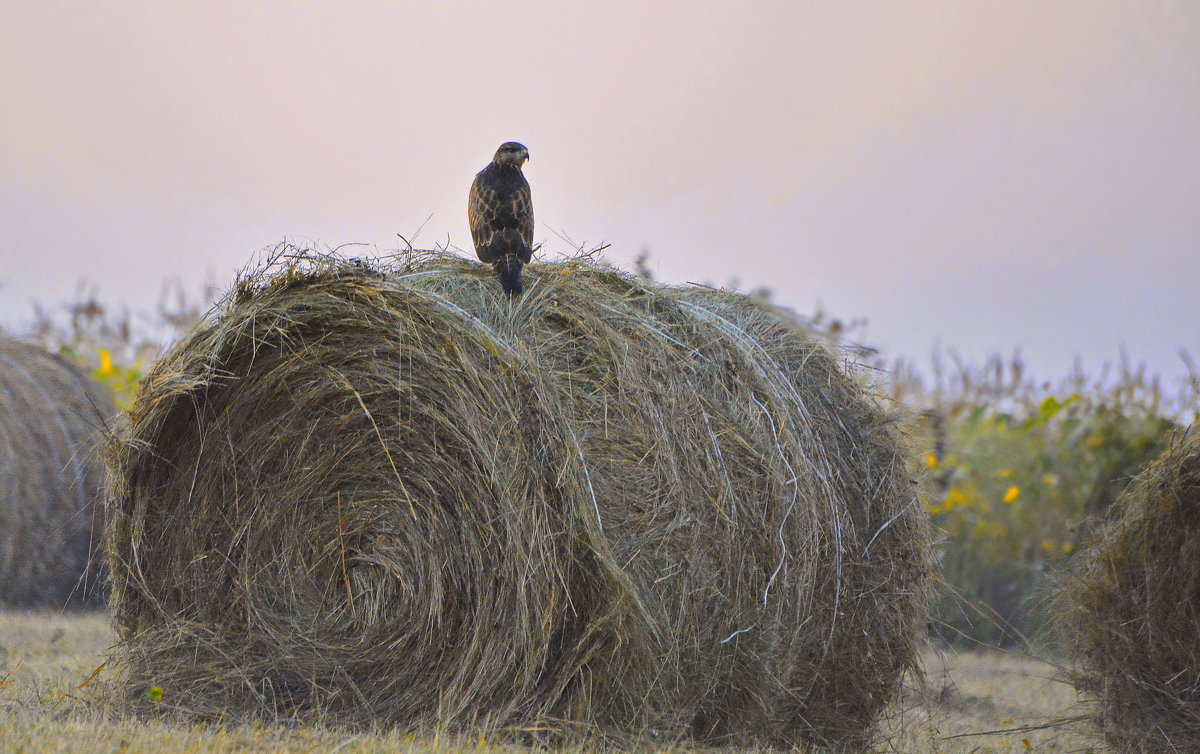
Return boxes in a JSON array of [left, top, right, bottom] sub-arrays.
[[1065, 429, 1200, 752], [105, 248, 929, 749], [0, 335, 113, 606]]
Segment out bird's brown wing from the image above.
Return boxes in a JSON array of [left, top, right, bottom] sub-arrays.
[[468, 174, 499, 262], [469, 167, 534, 263], [514, 178, 534, 261]]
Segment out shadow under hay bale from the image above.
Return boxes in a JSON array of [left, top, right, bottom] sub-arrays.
[[1064, 428, 1200, 752], [105, 249, 929, 748], [0, 336, 113, 607]]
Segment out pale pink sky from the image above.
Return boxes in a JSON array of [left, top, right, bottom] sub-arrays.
[[1, 1, 1197, 382]]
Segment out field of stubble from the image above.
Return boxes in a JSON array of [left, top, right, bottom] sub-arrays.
[[0, 610, 1101, 753]]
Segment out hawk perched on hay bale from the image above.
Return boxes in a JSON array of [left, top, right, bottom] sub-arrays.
[[469, 141, 534, 295]]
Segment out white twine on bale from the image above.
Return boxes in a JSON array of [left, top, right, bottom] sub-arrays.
[[861, 498, 918, 558], [720, 623, 758, 644], [678, 300, 847, 635], [751, 394, 801, 608]]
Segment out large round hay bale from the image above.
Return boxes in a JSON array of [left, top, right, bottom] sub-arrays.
[[0, 335, 113, 606], [105, 250, 929, 748], [1066, 429, 1200, 752]]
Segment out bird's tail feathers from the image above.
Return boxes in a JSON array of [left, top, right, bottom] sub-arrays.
[[494, 255, 525, 295]]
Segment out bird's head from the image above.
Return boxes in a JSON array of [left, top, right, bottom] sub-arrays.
[[493, 141, 530, 168]]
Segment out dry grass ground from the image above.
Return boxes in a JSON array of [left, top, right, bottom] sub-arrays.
[[885, 650, 1101, 753], [0, 610, 1101, 753]]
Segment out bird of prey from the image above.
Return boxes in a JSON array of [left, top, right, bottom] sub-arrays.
[[469, 142, 534, 295]]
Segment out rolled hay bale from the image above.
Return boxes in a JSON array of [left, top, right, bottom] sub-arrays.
[[1066, 429, 1200, 752], [0, 336, 113, 606], [105, 250, 929, 748]]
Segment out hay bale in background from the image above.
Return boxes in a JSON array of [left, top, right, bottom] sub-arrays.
[[1066, 429, 1200, 752], [0, 336, 112, 606], [106, 250, 928, 748]]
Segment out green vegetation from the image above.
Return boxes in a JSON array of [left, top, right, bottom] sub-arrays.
[[783, 295, 1197, 649], [21, 279, 206, 409], [914, 370, 1184, 647]]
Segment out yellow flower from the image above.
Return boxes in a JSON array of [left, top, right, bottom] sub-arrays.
[[924, 454, 938, 471], [945, 488, 967, 509], [1041, 539, 1056, 553], [145, 685, 163, 702], [1002, 486, 1020, 504], [1062, 543, 1074, 555], [96, 349, 114, 378]]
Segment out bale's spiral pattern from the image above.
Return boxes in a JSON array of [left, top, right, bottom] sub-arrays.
[[0, 336, 112, 606], [1067, 430, 1200, 752], [106, 250, 928, 747]]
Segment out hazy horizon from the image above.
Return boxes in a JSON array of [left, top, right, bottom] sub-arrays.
[[2, 1, 1197, 385]]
